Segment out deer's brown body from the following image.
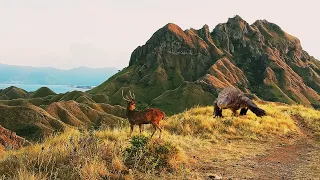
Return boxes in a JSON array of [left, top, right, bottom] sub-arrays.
[[122, 90, 166, 138]]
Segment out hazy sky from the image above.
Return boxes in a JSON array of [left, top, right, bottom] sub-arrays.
[[0, 0, 319, 69]]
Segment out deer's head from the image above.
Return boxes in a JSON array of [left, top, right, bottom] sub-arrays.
[[122, 90, 136, 111]]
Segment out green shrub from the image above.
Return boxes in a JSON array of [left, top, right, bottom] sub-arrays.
[[124, 135, 184, 173]]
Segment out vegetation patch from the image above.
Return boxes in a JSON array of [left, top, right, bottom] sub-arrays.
[[162, 102, 298, 140], [0, 129, 185, 179], [124, 135, 186, 173], [30, 87, 56, 98]]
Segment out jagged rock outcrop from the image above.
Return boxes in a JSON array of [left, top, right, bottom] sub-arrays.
[[0, 125, 30, 151], [90, 15, 320, 114], [209, 16, 320, 105]]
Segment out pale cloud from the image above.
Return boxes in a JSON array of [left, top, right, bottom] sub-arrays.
[[0, 0, 319, 69]]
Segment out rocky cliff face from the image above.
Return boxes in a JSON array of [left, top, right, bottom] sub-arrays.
[[205, 16, 320, 105], [0, 125, 29, 151], [91, 15, 320, 114]]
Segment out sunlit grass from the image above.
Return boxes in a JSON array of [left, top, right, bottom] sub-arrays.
[[162, 101, 298, 140], [288, 105, 320, 132], [1, 102, 320, 179], [0, 127, 186, 179]]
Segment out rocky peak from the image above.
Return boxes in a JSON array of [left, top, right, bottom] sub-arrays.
[[94, 16, 320, 114], [227, 15, 246, 24], [147, 23, 195, 47], [199, 24, 210, 36], [197, 24, 213, 43], [212, 15, 254, 54], [253, 19, 269, 26], [253, 19, 283, 32]]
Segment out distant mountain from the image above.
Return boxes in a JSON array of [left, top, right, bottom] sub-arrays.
[[90, 15, 320, 114], [0, 64, 118, 86]]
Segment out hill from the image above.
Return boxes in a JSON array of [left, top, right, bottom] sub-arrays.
[[0, 102, 319, 179], [90, 15, 320, 114], [0, 86, 28, 100], [0, 64, 118, 86], [0, 86, 113, 107], [0, 101, 126, 141], [30, 87, 56, 98]]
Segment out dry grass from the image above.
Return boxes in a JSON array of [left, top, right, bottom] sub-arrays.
[[288, 104, 320, 132], [0, 127, 186, 179], [162, 101, 298, 141], [0, 102, 319, 179]]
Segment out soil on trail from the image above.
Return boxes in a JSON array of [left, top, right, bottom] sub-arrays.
[[252, 124, 320, 179], [185, 121, 320, 179]]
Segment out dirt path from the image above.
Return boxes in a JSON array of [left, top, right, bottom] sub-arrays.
[[253, 132, 319, 179], [185, 122, 320, 179]]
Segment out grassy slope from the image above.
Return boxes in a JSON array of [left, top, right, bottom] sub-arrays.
[[151, 82, 215, 115], [0, 102, 319, 179], [30, 87, 56, 98], [0, 101, 126, 141]]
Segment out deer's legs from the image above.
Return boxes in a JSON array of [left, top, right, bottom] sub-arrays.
[[139, 124, 143, 135], [153, 123, 162, 139], [151, 123, 157, 137], [130, 124, 134, 136]]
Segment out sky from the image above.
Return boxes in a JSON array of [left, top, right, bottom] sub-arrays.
[[0, 0, 319, 70]]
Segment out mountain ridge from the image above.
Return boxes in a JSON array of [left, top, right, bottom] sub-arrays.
[[90, 15, 320, 114]]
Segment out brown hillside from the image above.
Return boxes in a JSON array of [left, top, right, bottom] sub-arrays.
[[90, 15, 320, 114], [202, 57, 249, 89], [0, 103, 65, 140], [45, 101, 125, 128], [0, 101, 126, 141]]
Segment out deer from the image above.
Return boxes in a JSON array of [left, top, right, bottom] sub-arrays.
[[122, 90, 166, 138]]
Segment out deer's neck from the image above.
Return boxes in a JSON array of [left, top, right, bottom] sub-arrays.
[[126, 108, 137, 118]]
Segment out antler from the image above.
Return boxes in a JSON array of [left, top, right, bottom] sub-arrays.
[[129, 91, 135, 100], [122, 90, 130, 101]]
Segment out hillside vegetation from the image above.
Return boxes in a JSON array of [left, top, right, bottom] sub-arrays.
[[0, 102, 319, 179], [0, 86, 28, 100], [89, 15, 320, 115], [30, 87, 56, 98], [0, 101, 126, 141]]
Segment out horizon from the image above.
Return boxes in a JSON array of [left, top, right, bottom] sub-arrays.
[[0, 0, 319, 69], [0, 63, 118, 70]]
